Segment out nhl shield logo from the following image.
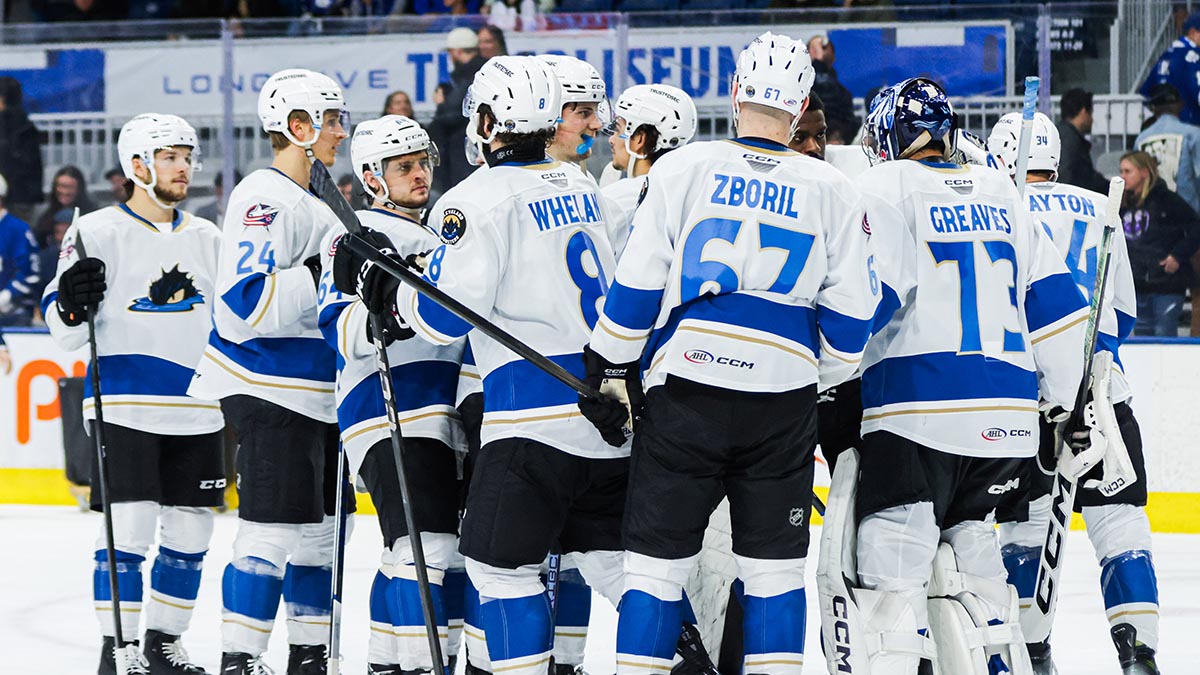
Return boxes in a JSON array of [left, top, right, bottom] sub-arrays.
[[789, 507, 804, 527]]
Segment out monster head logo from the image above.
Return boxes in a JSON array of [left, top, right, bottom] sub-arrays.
[[129, 265, 205, 313]]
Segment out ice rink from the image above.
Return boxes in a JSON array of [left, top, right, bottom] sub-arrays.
[[3, 505, 1197, 674]]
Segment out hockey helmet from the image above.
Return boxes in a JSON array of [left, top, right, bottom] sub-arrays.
[[463, 56, 561, 147], [257, 68, 347, 149], [612, 84, 698, 159], [862, 78, 958, 165], [732, 32, 815, 125], [987, 111, 1061, 179], [117, 113, 201, 208], [351, 115, 439, 205]]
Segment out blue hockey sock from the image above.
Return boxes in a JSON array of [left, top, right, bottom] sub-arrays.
[[480, 593, 552, 675], [554, 569, 592, 666], [616, 589, 682, 674], [1100, 550, 1160, 649], [94, 549, 145, 639], [221, 556, 284, 654], [368, 568, 397, 665], [1000, 544, 1040, 601], [742, 587, 806, 673], [283, 563, 333, 645], [444, 568, 467, 662], [387, 566, 448, 669], [147, 547, 205, 635]]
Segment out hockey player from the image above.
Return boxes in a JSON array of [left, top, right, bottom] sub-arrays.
[[603, 83, 698, 252], [787, 90, 827, 160], [42, 113, 223, 675], [187, 69, 351, 675], [318, 114, 468, 675], [821, 79, 1091, 675], [989, 112, 1161, 675], [334, 55, 626, 675], [585, 32, 875, 675]]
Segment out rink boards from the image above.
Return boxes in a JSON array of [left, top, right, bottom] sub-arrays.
[[1, 330, 1197, 532]]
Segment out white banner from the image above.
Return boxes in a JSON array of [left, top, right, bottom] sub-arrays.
[[0, 332, 88, 469]]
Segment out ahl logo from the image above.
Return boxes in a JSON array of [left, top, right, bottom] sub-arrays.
[[981, 427, 1007, 441], [243, 203, 279, 228], [988, 477, 1020, 495], [783, 98, 798, 107], [129, 265, 204, 313], [684, 349, 714, 364], [788, 507, 804, 527]]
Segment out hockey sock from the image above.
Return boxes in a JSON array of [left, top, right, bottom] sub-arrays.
[[463, 571, 493, 671], [145, 547, 205, 636], [553, 568, 592, 667], [741, 588, 806, 674], [445, 568, 468, 665], [1100, 550, 1160, 651], [368, 565, 399, 665], [616, 590, 683, 675], [94, 549, 144, 639], [387, 564, 449, 670], [222, 556, 284, 655], [283, 563, 333, 646], [479, 593, 552, 675], [1000, 543, 1041, 640]]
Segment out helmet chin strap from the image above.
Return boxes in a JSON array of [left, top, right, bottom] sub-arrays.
[[371, 177, 425, 220], [132, 164, 178, 212]]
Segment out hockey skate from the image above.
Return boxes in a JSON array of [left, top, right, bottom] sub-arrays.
[[220, 652, 275, 675], [100, 637, 151, 675], [1112, 624, 1160, 674], [1026, 639, 1057, 675], [553, 663, 586, 675], [143, 630, 208, 674], [672, 622, 721, 675], [365, 664, 403, 674], [286, 644, 327, 675]]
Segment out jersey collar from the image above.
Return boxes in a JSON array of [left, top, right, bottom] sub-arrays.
[[268, 166, 317, 196], [369, 207, 423, 226], [730, 136, 794, 154], [117, 203, 182, 232]]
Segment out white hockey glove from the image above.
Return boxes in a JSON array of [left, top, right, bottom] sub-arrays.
[[1040, 399, 1103, 482], [1081, 351, 1138, 497]]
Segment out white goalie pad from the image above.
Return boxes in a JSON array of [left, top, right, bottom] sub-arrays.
[[1082, 351, 1138, 497], [927, 543, 1033, 675], [817, 449, 937, 674]]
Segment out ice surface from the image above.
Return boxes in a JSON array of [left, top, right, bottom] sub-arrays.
[[3, 506, 1195, 674]]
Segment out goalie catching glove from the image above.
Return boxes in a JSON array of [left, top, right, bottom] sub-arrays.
[[579, 345, 643, 447], [332, 228, 414, 345]]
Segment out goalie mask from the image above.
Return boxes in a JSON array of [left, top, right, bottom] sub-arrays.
[[117, 113, 201, 211], [862, 78, 958, 165]]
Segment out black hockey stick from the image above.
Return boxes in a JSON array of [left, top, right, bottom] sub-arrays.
[[309, 161, 603, 402], [72, 213, 130, 672], [327, 444, 349, 675]]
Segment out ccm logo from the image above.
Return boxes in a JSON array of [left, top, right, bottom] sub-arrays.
[[981, 427, 1033, 441], [830, 595, 853, 672], [682, 350, 755, 369], [945, 178, 974, 187], [199, 479, 227, 490], [988, 477, 1021, 495]]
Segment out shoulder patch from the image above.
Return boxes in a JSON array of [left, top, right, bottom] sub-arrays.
[[636, 178, 649, 208], [441, 207, 467, 244], [243, 203, 280, 228]]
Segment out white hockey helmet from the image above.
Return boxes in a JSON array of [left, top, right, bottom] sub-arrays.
[[987, 111, 1061, 179], [117, 113, 201, 207], [613, 84, 698, 158], [257, 68, 347, 149], [351, 115, 440, 205], [463, 56, 561, 147], [732, 32, 815, 126], [536, 54, 608, 106]]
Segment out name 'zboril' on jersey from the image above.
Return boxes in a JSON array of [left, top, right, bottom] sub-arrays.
[[397, 159, 623, 459], [317, 208, 466, 474], [188, 168, 341, 422], [1025, 180, 1137, 404], [589, 137, 878, 394], [43, 205, 224, 435], [858, 160, 1089, 458]]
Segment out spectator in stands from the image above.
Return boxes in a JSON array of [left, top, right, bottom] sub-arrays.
[[103, 167, 125, 206], [0, 173, 40, 327], [411, 0, 483, 14], [1055, 88, 1109, 194], [382, 90, 415, 117], [33, 165, 95, 248], [477, 24, 508, 59], [0, 77, 44, 226], [789, 91, 827, 160], [32, 0, 126, 21], [1136, 84, 1200, 214], [31, 207, 74, 324], [428, 27, 486, 194], [1120, 150, 1200, 337], [195, 168, 243, 226], [806, 34, 857, 145], [1140, 12, 1200, 126]]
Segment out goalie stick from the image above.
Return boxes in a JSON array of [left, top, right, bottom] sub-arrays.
[[73, 210, 138, 674], [1028, 175, 1125, 643]]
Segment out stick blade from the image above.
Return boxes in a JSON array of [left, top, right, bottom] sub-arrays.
[[1105, 176, 1125, 229]]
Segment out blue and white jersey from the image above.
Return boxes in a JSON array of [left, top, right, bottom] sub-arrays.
[[589, 137, 876, 394], [188, 168, 340, 422], [397, 159, 623, 459], [858, 160, 1089, 458], [1026, 180, 1137, 404], [317, 208, 466, 473], [600, 175, 646, 260], [42, 205, 223, 435]]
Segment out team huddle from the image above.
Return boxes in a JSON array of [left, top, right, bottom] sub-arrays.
[[46, 31, 1161, 675]]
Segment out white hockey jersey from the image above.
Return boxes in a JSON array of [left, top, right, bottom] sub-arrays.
[[1025, 180, 1137, 404], [42, 205, 223, 435], [397, 158, 622, 459], [589, 138, 877, 395], [858, 160, 1089, 458], [188, 168, 340, 422], [600, 175, 646, 259], [317, 208, 466, 474]]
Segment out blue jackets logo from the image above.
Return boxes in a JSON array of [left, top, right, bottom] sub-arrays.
[[243, 203, 279, 228], [129, 265, 205, 313]]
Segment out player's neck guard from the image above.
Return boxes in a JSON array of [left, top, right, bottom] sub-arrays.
[[485, 141, 549, 167]]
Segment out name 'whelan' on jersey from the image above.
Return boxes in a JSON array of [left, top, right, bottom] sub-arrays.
[[188, 168, 340, 422], [858, 160, 1089, 458], [589, 138, 877, 394], [42, 205, 224, 435], [318, 208, 466, 474], [397, 159, 623, 459], [1026, 180, 1137, 404]]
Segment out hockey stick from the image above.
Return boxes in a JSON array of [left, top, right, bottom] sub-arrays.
[[1012, 76, 1040, 198], [327, 445, 349, 675], [545, 546, 561, 675], [1028, 176, 1125, 643], [72, 210, 131, 673], [309, 161, 603, 402]]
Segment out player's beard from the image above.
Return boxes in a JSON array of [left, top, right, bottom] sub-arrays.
[[154, 182, 187, 204], [394, 193, 428, 211]]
